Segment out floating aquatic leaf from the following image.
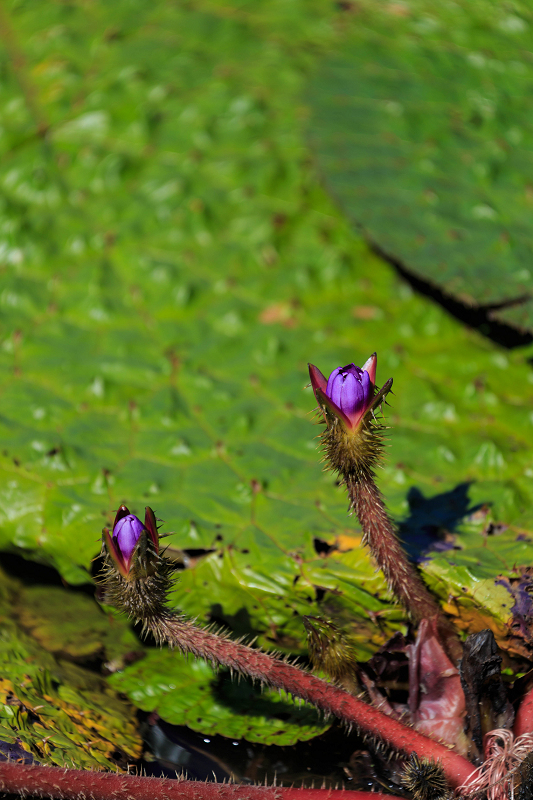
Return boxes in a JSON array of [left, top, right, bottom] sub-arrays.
[[305, 0, 533, 331], [0, 567, 142, 768], [109, 648, 330, 747], [16, 585, 142, 663]]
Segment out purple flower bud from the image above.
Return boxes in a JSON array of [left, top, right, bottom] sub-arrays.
[[113, 514, 144, 567], [309, 354, 378, 430], [102, 504, 160, 579]]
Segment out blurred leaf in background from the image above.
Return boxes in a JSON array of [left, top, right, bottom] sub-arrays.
[[306, 0, 533, 330]]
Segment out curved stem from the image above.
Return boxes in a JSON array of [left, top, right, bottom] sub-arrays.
[[348, 475, 463, 662], [149, 614, 474, 788]]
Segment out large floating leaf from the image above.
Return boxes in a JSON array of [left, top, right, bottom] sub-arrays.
[[109, 649, 330, 747], [0, 568, 142, 768], [1, 0, 533, 676], [305, 0, 533, 331], [16, 585, 142, 664]]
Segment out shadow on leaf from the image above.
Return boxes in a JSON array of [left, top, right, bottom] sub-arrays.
[[399, 483, 483, 563]]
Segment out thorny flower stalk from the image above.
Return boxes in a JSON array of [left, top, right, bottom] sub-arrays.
[[0, 761, 403, 800], [96, 358, 533, 798], [308, 355, 462, 662], [99, 507, 474, 789]]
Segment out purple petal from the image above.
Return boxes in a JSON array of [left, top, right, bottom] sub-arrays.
[[360, 369, 372, 407], [340, 372, 364, 418], [326, 367, 341, 396], [113, 514, 144, 563], [326, 368, 343, 407]]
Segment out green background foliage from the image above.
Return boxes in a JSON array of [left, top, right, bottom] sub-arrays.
[[307, 0, 533, 330], [2, 0, 533, 757]]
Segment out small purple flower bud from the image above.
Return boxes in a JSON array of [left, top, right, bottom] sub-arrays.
[[102, 503, 160, 579], [113, 514, 144, 567], [309, 354, 379, 431]]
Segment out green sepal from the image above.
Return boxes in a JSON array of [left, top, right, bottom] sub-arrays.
[[128, 529, 159, 580], [113, 504, 131, 528], [303, 616, 360, 691], [363, 377, 393, 422]]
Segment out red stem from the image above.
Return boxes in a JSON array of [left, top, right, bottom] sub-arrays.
[[0, 762, 401, 800], [514, 685, 533, 737], [152, 616, 475, 788]]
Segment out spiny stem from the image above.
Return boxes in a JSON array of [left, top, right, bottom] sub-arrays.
[[147, 613, 474, 788], [347, 474, 463, 663], [0, 762, 403, 800]]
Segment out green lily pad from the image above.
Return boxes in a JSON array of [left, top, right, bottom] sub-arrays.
[[168, 521, 405, 657], [305, 0, 533, 330], [109, 649, 330, 746], [16, 585, 142, 664], [421, 509, 533, 658], [0, 567, 142, 768]]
